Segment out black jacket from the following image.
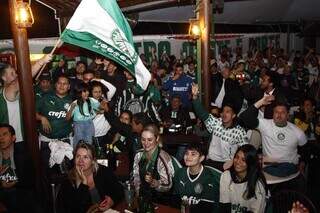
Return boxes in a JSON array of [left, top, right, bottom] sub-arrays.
[[242, 86, 287, 119], [57, 165, 124, 213], [211, 73, 244, 111]]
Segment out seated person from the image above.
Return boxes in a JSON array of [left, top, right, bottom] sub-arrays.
[[219, 144, 268, 213], [239, 96, 307, 178], [0, 123, 36, 212], [159, 94, 192, 134], [293, 98, 319, 141], [173, 142, 221, 212], [132, 124, 175, 203], [57, 143, 123, 213], [191, 83, 248, 171]]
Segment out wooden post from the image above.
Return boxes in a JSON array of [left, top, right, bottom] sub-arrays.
[[200, 0, 212, 109], [8, 0, 41, 188]]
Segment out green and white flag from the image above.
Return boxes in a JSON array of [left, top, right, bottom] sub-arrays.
[[60, 0, 151, 90]]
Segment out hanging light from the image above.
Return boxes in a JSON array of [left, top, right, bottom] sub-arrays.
[[15, 0, 34, 28], [189, 18, 201, 39]]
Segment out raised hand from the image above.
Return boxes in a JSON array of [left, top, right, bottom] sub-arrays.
[[290, 201, 309, 213], [261, 95, 275, 105], [254, 95, 275, 109], [76, 166, 88, 185], [41, 54, 53, 65], [191, 83, 199, 99]]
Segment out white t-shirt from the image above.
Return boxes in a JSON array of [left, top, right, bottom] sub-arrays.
[[5, 93, 23, 143], [257, 119, 307, 164], [214, 79, 225, 108], [93, 113, 111, 137], [220, 170, 267, 213]]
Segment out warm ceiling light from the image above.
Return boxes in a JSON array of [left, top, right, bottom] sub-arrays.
[[189, 18, 201, 39], [15, 1, 34, 28], [191, 25, 201, 37]]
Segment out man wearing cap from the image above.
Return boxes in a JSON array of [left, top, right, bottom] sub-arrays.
[[192, 84, 248, 171], [34, 72, 53, 101]]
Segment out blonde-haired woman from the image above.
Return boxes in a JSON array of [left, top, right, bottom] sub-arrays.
[[58, 142, 123, 213], [132, 124, 175, 203]]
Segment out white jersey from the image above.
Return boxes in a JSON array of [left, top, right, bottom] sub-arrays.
[[257, 119, 307, 164], [220, 170, 267, 213], [204, 116, 248, 162]]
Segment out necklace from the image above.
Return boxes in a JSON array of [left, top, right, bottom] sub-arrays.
[[235, 174, 245, 183]]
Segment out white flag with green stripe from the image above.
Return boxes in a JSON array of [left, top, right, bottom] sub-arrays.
[[60, 0, 151, 90]]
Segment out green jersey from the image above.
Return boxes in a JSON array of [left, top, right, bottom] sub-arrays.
[[36, 93, 72, 139], [34, 84, 53, 101], [173, 165, 221, 212]]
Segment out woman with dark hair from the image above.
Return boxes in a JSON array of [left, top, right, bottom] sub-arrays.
[[219, 144, 268, 213], [57, 143, 123, 213], [111, 110, 133, 152], [89, 80, 116, 150], [67, 83, 104, 147]]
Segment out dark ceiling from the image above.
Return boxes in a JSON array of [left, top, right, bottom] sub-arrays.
[[0, 0, 307, 39], [0, 0, 59, 39]]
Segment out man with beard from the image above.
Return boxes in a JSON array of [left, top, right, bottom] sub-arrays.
[[242, 71, 287, 119], [240, 95, 307, 185]]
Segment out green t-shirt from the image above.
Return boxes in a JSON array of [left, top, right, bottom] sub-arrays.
[[0, 158, 18, 183], [173, 166, 221, 212], [34, 85, 53, 102], [36, 93, 72, 139]]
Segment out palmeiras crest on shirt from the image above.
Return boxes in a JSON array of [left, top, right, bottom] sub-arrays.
[[277, 132, 286, 141], [194, 183, 203, 194], [64, 103, 70, 110], [124, 98, 144, 114]]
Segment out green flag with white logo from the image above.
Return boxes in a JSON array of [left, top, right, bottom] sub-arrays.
[[60, 0, 151, 90]]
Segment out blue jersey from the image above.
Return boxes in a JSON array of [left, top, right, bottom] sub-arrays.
[[163, 74, 193, 108]]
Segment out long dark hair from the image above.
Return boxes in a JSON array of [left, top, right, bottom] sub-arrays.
[[75, 82, 92, 116], [230, 144, 267, 200]]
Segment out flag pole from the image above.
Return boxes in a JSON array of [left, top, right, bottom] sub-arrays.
[[35, 38, 63, 81]]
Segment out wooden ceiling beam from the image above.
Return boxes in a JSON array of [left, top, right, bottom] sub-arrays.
[[37, 0, 247, 18]]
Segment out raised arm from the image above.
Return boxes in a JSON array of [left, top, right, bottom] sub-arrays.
[[92, 78, 116, 101], [239, 95, 274, 129], [191, 83, 210, 121], [31, 54, 53, 78]]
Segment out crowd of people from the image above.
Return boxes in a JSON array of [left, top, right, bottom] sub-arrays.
[[0, 45, 319, 213]]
